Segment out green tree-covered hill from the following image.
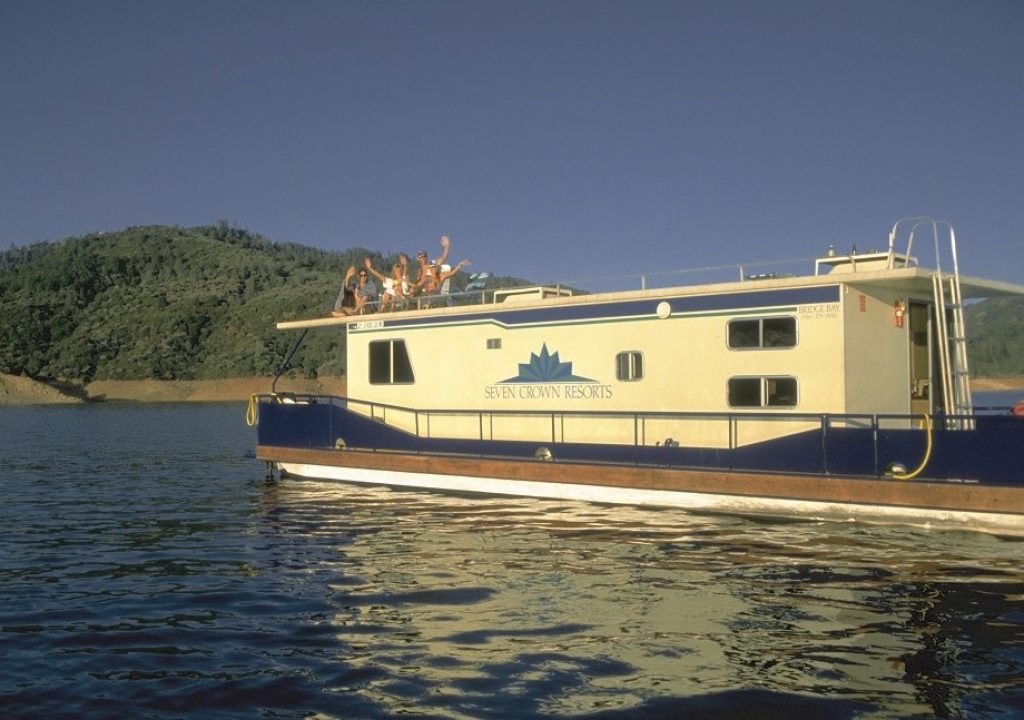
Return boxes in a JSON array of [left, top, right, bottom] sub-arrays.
[[965, 296, 1024, 377], [0, 224, 521, 382], [1, 224, 1022, 382]]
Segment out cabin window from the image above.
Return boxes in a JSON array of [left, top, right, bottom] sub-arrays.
[[615, 351, 644, 381], [369, 340, 414, 384], [727, 317, 797, 349], [728, 376, 798, 407]]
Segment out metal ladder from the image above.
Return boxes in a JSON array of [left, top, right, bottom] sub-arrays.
[[930, 226, 974, 427]]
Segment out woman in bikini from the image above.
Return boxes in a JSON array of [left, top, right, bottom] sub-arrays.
[[363, 257, 410, 311]]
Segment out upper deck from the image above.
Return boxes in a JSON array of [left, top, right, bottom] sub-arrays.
[[265, 221, 1024, 444], [278, 251, 1024, 333]]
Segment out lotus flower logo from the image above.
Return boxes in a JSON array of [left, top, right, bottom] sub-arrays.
[[499, 343, 596, 384]]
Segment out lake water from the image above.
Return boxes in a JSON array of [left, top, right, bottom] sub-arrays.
[[1, 398, 1022, 719]]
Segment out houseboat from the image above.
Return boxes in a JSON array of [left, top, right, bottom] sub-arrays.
[[252, 219, 1024, 535]]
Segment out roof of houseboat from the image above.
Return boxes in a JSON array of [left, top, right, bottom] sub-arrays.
[[277, 259, 1024, 332]]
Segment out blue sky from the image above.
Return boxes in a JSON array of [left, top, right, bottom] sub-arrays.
[[3, 0, 1022, 286]]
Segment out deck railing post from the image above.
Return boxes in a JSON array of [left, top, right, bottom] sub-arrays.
[[872, 415, 879, 477], [821, 415, 828, 474]]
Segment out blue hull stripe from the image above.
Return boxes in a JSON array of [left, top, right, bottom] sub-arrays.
[[355, 285, 841, 331], [257, 400, 1024, 488]]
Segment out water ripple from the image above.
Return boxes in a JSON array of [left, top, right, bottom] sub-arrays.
[[0, 404, 1022, 718]]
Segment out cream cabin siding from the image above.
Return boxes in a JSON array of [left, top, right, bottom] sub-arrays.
[[344, 287, 851, 448], [841, 284, 912, 418]]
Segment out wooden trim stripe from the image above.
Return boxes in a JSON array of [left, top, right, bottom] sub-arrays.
[[257, 445, 1024, 517]]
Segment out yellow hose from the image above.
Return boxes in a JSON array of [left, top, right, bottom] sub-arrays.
[[245, 394, 259, 427], [892, 414, 933, 480]]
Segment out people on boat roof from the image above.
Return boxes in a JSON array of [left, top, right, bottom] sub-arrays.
[[331, 265, 378, 316], [329, 234, 469, 316], [331, 266, 357, 316], [418, 258, 471, 296], [363, 257, 411, 312], [414, 235, 470, 296], [415, 234, 451, 279]]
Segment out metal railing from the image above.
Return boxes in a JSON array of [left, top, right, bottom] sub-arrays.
[[328, 255, 826, 317], [340, 395, 836, 447], [262, 392, 1011, 441], [257, 392, 1020, 479]]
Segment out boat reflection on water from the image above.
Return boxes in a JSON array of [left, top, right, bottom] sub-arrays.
[[257, 478, 1024, 718]]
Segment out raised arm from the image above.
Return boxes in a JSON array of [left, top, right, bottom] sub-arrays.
[[434, 235, 451, 267], [438, 259, 470, 283], [362, 257, 388, 282]]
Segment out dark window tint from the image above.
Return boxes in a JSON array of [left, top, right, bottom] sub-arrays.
[[728, 317, 796, 349], [728, 377, 762, 407], [369, 341, 390, 384], [763, 318, 796, 347], [369, 340, 414, 384], [616, 351, 643, 381], [766, 377, 797, 406], [728, 319, 760, 348], [728, 377, 798, 407]]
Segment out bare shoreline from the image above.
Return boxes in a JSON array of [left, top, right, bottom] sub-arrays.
[[0, 375, 346, 405], [970, 377, 1024, 391]]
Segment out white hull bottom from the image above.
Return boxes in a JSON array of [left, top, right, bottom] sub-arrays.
[[277, 461, 1024, 536]]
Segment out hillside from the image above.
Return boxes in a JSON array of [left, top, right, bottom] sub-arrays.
[[965, 296, 1024, 377], [1, 224, 1022, 384], [1, 225, 345, 381], [0, 224, 521, 383]]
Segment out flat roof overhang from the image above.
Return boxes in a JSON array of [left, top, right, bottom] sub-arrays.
[[274, 269, 1024, 332]]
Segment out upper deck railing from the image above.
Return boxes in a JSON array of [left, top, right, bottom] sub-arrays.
[[341, 254, 829, 315], [343, 218, 965, 316]]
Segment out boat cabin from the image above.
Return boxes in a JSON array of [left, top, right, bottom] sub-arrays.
[[256, 221, 1024, 535], [276, 227, 1023, 451]]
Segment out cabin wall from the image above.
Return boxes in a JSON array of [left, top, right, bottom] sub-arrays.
[[344, 287, 851, 447], [841, 284, 911, 417], [347, 301, 850, 415]]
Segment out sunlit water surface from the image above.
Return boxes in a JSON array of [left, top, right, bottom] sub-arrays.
[[1, 400, 1022, 719]]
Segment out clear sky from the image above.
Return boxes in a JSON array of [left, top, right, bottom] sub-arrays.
[[3, 0, 1022, 286]]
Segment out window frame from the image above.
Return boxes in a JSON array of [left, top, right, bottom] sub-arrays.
[[368, 339, 415, 385], [727, 315, 797, 350], [727, 376, 798, 408], [615, 351, 644, 381]]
